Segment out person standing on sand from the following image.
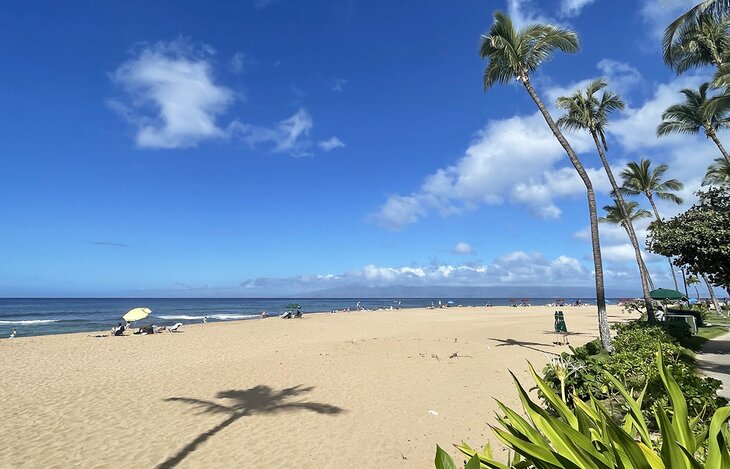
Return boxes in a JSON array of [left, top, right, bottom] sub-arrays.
[[10, 329, 17, 338], [203, 316, 208, 324]]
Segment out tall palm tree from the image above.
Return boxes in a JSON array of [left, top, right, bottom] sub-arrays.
[[619, 159, 684, 291], [665, 14, 730, 73], [702, 156, 730, 185], [657, 83, 730, 166], [599, 199, 655, 290], [480, 12, 612, 351], [701, 272, 727, 317], [686, 274, 701, 299], [663, 1, 730, 66], [557, 80, 655, 320]]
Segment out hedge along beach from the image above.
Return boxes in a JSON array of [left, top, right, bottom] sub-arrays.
[[0, 304, 634, 468]]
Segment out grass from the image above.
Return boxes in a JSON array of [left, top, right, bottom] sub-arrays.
[[680, 314, 730, 358]]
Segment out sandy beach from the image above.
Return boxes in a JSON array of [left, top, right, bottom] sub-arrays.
[[0, 305, 634, 468]]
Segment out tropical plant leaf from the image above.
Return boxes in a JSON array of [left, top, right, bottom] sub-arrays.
[[464, 454, 481, 469], [656, 347, 694, 453], [655, 405, 692, 469], [705, 406, 730, 468], [528, 362, 578, 429], [435, 445, 457, 469], [491, 425, 566, 467], [602, 370, 651, 446]]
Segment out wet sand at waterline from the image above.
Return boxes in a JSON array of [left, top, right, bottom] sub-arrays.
[[0, 305, 634, 468]]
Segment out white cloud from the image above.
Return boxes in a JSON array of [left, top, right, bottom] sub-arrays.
[[640, 0, 691, 42], [596, 59, 643, 95], [235, 108, 314, 156], [110, 39, 235, 149], [609, 73, 709, 151], [229, 52, 247, 74], [507, 0, 555, 28], [544, 59, 643, 103], [242, 251, 592, 291], [330, 78, 347, 93], [317, 136, 345, 152], [506, 0, 594, 29], [369, 91, 606, 229], [452, 242, 474, 255], [560, 0, 597, 18]]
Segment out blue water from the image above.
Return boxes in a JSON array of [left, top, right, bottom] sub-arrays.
[[0, 297, 603, 338]]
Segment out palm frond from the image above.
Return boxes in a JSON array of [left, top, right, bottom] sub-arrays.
[[480, 12, 579, 90], [663, 0, 730, 66], [657, 121, 700, 136], [702, 156, 730, 185]]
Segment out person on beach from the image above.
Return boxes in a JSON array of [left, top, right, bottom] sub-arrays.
[[112, 323, 125, 336], [203, 316, 208, 324], [9, 329, 16, 338]]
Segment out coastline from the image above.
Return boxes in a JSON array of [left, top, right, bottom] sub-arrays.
[[0, 305, 635, 468]]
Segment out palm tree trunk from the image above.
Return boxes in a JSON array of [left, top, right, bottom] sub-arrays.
[[702, 273, 725, 318], [590, 131, 655, 321], [707, 129, 730, 166], [522, 77, 612, 352], [647, 193, 680, 291], [622, 224, 655, 290]]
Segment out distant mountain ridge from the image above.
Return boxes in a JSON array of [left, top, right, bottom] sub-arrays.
[[294, 285, 640, 299]]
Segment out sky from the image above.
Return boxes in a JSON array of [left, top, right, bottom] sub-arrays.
[[0, 0, 726, 297]]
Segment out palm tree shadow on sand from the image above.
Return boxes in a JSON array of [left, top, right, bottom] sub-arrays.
[[157, 384, 343, 469]]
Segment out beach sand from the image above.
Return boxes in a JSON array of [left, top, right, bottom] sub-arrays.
[[0, 305, 634, 468]]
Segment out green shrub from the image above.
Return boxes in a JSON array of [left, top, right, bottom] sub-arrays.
[[436, 349, 730, 468], [582, 339, 601, 356], [540, 321, 724, 428]]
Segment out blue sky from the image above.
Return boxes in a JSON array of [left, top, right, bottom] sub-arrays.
[[0, 0, 725, 297]]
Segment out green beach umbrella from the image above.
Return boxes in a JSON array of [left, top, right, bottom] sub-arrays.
[[649, 288, 686, 301], [285, 303, 301, 310], [123, 307, 151, 322]]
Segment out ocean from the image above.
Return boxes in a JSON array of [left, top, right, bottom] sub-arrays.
[[0, 297, 604, 338]]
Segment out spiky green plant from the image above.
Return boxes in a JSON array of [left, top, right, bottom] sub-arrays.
[[435, 349, 730, 468]]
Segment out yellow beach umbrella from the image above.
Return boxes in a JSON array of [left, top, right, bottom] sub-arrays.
[[123, 307, 151, 322]]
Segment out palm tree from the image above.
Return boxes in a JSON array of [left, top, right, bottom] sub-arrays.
[[599, 199, 655, 290], [663, 1, 730, 66], [665, 14, 730, 73], [701, 272, 727, 317], [619, 159, 684, 291], [480, 12, 612, 351], [686, 274, 701, 299], [702, 156, 730, 185], [557, 80, 655, 320], [657, 83, 730, 166]]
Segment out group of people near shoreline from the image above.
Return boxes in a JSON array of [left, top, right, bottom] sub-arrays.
[[108, 322, 182, 336]]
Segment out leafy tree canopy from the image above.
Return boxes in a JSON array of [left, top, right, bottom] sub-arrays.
[[647, 186, 730, 289]]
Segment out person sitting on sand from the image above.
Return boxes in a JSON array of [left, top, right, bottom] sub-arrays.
[[112, 323, 125, 336], [9, 329, 16, 338], [280, 311, 292, 319], [294, 308, 303, 318], [260, 311, 269, 318]]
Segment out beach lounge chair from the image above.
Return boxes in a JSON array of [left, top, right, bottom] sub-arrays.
[[168, 322, 183, 332]]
